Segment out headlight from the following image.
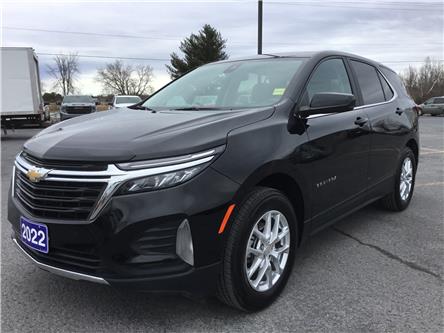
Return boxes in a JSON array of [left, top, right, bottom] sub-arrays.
[[116, 164, 208, 194], [115, 146, 224, 195]]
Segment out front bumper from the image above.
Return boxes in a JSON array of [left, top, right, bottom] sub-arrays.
[[8, 166, 239, 295]]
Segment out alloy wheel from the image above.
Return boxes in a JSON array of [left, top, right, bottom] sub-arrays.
[[244, 210, 291, 292], [400, 156, 413, 201]]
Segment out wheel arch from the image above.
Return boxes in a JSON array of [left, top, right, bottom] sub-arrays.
[[406, 138, 419, 166], [232, 166, 309, 246]]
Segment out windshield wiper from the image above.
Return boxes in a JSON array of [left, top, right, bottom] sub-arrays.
[[171, 106, 224, 111], [130, 105, 157, 111]]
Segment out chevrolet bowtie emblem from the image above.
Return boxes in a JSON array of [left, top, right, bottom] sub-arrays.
[[26, 168, 52, 183]]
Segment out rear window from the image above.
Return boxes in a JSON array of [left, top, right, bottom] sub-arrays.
[[434, 98, 444, 104], [116, 96, 141, 104], [350, 60, 385, 105]]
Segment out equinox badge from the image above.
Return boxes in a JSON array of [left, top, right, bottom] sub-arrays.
[[26, 168, 51, 183]]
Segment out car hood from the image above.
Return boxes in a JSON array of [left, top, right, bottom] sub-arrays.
[[24, 107, 274, 162]]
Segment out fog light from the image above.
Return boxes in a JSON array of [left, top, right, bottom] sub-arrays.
[[176, 219, 194, 266]]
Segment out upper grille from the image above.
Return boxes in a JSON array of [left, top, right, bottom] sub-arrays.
[[22, 152, 107, 171], [65, 106, 92, 114], [14, 168, 106, 220]]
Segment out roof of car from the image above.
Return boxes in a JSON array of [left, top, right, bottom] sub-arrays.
[[211, 50, 392, 71], [115, 95, 140, 97]]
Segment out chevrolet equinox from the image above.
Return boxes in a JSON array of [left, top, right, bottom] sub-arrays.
[[9, 51, 419, 311]]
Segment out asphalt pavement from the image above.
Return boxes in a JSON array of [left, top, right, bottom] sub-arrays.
[[1, 117, 443, 332]]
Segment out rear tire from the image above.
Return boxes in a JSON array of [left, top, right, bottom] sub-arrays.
[[380, 147, 416, 211], [217, 187, 298, 311]]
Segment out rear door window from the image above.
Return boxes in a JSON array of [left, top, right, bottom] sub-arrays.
[[350, 60, 385, 105]]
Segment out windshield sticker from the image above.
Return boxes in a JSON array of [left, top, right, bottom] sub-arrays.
[[273, 88, 285, 96]]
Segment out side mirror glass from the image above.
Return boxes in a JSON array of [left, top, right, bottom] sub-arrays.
[[299, 92, 356, 117]]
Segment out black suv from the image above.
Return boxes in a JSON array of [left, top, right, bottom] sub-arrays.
[[8, 51, 419, 311]]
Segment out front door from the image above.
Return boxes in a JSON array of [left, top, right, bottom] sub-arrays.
[[300, 58, 371, 227]]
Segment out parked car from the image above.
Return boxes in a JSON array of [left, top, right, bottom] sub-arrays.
[[9, 51, 419, 311], [59, 95, 97, 121], [420, 96, 444, 116], [109, 95, 142, 109]]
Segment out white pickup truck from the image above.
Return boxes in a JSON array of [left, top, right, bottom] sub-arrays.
[[1, 47, 49, 132]]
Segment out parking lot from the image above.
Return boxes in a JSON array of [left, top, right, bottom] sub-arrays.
[[1, 117, 443, 332]]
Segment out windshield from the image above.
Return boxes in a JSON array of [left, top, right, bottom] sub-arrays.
[[143, 58, 306, 110], [116, 96, 141, 104], [63, 95, 94, 103]]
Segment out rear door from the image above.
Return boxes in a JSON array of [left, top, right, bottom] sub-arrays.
[[302, 57, 371, 228], [348, 59, 410, 195]]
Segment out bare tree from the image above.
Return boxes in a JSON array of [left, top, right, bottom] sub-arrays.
[[96, 60, 154, 95], [47, 53, 79, 95], [400, 57, 444, 103]]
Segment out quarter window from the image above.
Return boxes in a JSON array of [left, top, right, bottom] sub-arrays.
[[300, 58, 352, 109], [378, 73, 394, 101], [350, 60, 385, 105]]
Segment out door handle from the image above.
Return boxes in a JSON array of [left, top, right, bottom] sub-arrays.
[[354, 117, 368, 126], [395, 108, 404, 115]]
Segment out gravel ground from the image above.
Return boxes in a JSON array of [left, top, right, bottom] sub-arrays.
[[1, 117, 443, 332]]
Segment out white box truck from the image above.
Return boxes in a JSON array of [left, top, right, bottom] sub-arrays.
[[1, 47, 49, 132]]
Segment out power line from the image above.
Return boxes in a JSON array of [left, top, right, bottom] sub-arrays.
[[268, 1, 443, 11], [3, 27, 182, 41], [6, 26, 442, 47], [37, 52, 169, 61], [268, 0, 443, 6], [36, 52, 443, 64]]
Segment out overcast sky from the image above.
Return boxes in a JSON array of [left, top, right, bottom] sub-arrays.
[[2, 0, 443, 95]]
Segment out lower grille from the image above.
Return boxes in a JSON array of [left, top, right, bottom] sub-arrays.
[[131, 220, 179, 259], [65, 106, 92, 114], [14, 169, 105, 220], [17, 237, 102, 274]]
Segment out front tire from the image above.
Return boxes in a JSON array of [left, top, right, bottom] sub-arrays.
[[217, 187, 298, 311], [380, 147, 416, 211]]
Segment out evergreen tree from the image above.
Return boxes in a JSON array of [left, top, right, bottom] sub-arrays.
[[166, 24, 228, 79]]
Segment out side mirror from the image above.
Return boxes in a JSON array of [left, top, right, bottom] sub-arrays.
[[299, 93, 356, 117]]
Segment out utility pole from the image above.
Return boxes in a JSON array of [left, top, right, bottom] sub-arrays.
[[258, 0, 263, 54]]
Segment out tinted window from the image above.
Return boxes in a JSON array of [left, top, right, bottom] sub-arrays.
[[378, 72, 394, 101], [116, 96, 141, 104], [434, 97, 444, 104], [301, 58, 352, 108], [63, 95, 94, 103], [351, 61, 385, 105], [143, 58, 306, 110], [380, 68, 408, 96]]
